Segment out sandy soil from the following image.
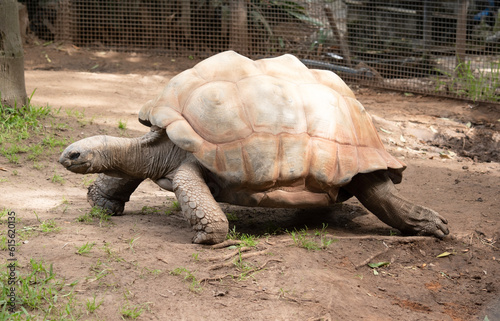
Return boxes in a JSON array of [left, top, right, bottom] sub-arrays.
[[1, 42, 499, 320]]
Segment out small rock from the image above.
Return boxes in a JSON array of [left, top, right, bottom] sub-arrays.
[[213, 290, 228, 297]]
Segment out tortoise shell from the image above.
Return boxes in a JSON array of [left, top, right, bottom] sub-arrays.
[[139, 51, 405, 200]]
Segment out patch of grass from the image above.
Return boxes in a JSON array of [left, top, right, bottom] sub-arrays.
[[118, 120, 127, 130], [127, 236, 140, 253], [0, 94, 51, 134], [34, 211, 61, 233], [0, 96, 53, 166], [51, 173, 65, 184], [32, 161, 44, 170], [0, 208, 9, 223], [0, 96, 79, 167], [27, 144, 43, 161], [40, 219, 61, 233], [42, 135, 68, 151], [141, 206, 160, 215], [434, 60, 500, 102], [289, 228, 319, 250], [76, 242, 96, 255], [170, 200, 180, 211], [225, 212, 238, 221], [85, 294, 103, 314], [233, 251, 256, 280], [77, 206, 112, 227], [120, 303, 146, 319], [142, 205, 173, 216], [88, 259, 112, 283], [289, 224, 336, 251], [101, 242, 124, 262], [65, 108, 94, 127], [227, 226, 258, 247], [76, 212, 93, 223], [0, 259, 81, 320], [0, 235, 7, 251], [170, 267, 202, 293]]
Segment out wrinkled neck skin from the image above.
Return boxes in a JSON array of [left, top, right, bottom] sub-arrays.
[[97, 133, 188, 181]]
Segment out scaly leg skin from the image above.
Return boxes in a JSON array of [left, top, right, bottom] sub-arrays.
[[172, 160, 228, 244], [345, 170, 449, 238], [87, 174, 144, 215]]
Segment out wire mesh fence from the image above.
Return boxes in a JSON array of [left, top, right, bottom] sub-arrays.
[[21, 0, 500, 103]]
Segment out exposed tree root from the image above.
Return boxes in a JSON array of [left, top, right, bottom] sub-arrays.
[[205, 247, 253, 262], [209, 240, 243, 249], [276, 235, 439, 246], [333, 235, 440, 243], [208, 249, 271, 270], [201, 258, 282, 283]]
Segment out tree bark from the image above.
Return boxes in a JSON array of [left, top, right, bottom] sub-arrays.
[[229, 0, 249, 54], [0, 0, 28, 108]]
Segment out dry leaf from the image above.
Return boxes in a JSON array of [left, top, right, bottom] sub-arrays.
[[437, 252, 453, 258]]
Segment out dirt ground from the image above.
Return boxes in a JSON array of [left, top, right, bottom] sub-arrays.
[[1, 42, 499, 320]]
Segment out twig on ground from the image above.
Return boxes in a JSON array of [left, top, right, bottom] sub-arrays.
[[354, 247, 390, 269], [209, 240, 243, 249], [157, 257, 169, 264]]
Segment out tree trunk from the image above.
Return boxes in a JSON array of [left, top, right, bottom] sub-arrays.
[[229, 0, 249, 54], [0, 0, 28, 108]]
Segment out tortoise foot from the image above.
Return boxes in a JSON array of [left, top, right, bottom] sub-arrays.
[[400, 205, 449, 239], [87, 184, 125, 215], [192, 228, 227, 245]]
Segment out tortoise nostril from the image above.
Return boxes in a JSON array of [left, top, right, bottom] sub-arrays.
[[69, 152, 80, 160]]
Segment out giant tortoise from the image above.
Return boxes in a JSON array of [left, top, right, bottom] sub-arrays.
[[59, 51, 449, 244]]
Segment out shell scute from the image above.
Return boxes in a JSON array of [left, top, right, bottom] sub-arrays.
[[240, 133, 279, 185], [278, 133, 310, 182], [255, 54, 316, 84], [194, 51, 261, 82], [215, 141, 246, 184], [183, 81, 252, 144], [160, 69, 206, 113], [308, 138, 338, 187], [237, 76, 306, 135], [310, 69, 356, 98]]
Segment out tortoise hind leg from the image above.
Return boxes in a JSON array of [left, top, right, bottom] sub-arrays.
[[88, 174, 144, 215], [344, 170, 449, 238]]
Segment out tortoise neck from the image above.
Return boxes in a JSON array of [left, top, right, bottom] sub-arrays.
[[103, 134, 188, 180]]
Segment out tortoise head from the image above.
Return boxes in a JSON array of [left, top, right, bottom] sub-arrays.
[[59, 135, 113, 174]]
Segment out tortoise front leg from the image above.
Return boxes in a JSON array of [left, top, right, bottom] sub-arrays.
[[345, 171, 449, 238], [173, 160, 228, 244], [87, 174, 144, 215]]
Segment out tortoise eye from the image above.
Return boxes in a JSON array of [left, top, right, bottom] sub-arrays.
[[69, 152, 80, 160]]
